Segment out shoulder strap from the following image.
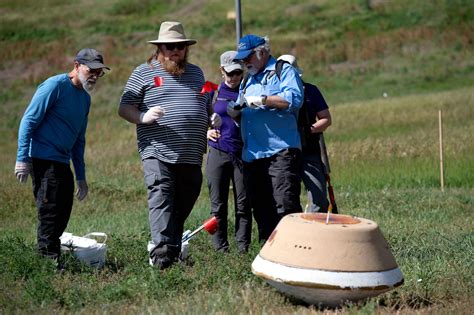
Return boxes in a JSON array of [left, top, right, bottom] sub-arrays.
[[275, 59, 288, 80], [211, 84, 220, 108]]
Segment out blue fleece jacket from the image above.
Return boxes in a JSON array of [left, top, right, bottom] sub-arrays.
[[16, 73, 91, 180]]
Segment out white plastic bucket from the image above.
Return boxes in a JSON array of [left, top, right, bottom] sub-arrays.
[[60, 232, 107, 268]]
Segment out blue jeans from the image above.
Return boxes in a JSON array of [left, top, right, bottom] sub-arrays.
[[32, 158, 74, 259], [143, 158, 202, 266]]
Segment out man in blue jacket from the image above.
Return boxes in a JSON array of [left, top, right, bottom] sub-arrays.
[[231, 35, 304, 241], [15, 48, 109, 262]]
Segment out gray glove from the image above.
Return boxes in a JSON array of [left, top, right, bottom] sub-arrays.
[[15, 161, 32, 183], [76, 180, 88, 201], [227, 101, 242, 118]]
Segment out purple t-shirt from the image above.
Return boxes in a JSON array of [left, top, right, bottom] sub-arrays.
[[208, 82, 243, 154]]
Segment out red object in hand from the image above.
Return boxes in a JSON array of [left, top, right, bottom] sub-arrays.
[[200, 81, 218, 94], [154, 76, 163, 87], [203, 216, 218, 234]]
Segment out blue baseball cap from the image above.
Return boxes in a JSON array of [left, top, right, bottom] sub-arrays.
[[234, 35, 265, 60]]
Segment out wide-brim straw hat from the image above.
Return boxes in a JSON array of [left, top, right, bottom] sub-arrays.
[[148, 21, 196, 45]]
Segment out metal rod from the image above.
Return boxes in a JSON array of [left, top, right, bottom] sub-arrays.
[[235, 0, 242, 47]]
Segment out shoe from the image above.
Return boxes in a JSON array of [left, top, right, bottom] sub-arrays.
[[149, 244, 178, 269], [238, 247, 249, 254]]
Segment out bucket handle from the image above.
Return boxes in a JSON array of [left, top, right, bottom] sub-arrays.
[[83, 232, 107, 244]]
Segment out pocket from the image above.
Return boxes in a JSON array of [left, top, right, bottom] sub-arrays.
[[143, 159, 162, 188], [144, 173, 158, 188], [35, 177, 60, 209]]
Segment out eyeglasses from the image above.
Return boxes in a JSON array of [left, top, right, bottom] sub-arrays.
[[164, 43, 187, 51], [224, 70, 243, 77], [81, 65, 105, 77]]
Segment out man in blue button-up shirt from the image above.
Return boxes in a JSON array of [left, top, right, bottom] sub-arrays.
[[231, 35, 304, 242]]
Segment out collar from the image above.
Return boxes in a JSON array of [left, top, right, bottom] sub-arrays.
[[253, 55, 276, 80]]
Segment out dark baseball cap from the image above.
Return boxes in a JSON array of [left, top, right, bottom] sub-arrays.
[[234, 35, 266, 60], [75, 48, 110, 70]]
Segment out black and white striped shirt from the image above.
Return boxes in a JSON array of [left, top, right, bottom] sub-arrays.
[[120, 60, 210, 165]]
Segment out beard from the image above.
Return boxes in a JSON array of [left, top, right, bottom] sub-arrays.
[[247, 50, 264, 75], [78, 71, 96, 92], [247, 65, 258, 76], [158, 55, 187, 76]]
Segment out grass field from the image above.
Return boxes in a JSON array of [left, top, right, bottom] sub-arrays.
[[1, 0, 473, 314]]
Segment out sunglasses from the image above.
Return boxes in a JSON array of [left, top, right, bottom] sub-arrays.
[[225, 70, 243, 77], [164, 43, 187, 51]]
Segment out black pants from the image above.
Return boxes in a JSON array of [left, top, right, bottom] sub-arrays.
[[206, 146, 252, 252], [32, 158, 74, 259], [244, 148, 302, 242]]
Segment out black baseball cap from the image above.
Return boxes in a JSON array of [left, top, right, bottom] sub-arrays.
[[75, 48, 110, 70]]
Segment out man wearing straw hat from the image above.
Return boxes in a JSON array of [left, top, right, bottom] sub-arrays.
[[119, 21, 211, 269]]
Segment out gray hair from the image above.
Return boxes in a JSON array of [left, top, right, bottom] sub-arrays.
[[256, 36, 270, 54]]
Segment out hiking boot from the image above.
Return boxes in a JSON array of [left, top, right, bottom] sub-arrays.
[[149, 245, 178, 269]]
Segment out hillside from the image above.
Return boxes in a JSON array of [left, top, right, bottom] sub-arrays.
[[1, 0, 473, 105]]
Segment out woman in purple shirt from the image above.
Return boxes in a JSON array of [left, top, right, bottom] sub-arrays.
[[206, 51, 252, 253]]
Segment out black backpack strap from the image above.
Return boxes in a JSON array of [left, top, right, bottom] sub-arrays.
[[275, 59, 288, 80]]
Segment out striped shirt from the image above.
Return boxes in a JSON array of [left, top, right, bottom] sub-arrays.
[[120, 59, 210, 165]]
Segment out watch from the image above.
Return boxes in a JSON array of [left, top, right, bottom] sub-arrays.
[[261, 95, 267, 105]]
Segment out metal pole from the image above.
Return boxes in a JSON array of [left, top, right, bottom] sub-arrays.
[[438, 110, 444, 192], [235, 0, 242, 47]]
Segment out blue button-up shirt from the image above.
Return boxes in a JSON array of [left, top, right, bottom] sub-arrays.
[[238, 57, 304, 162]]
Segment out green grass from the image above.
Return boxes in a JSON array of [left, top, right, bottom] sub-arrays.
[[1, 0, 473, 313], [1, 87, 472, 313]]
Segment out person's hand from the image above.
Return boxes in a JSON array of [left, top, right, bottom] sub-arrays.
[[227, 101, 242, 118], [76, 180, 88, 201], [210, 113, 222, 128], [140, 106, 165, 124], [207, 129, 221, 142], [244, 96, 264, 109], [15, 161, 32, 183]]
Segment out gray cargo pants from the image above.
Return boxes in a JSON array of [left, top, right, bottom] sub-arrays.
[[143, 158, 202, 267]]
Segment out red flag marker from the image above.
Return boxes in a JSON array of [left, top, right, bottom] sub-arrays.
[[181, 216, 219, 243], [203, 216, 218, 234], [200, 81, 218, 94], [154, 76, 163, 87]]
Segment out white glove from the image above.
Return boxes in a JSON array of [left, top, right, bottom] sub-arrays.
[[244, 95, 264, 108], [76, 180, 88, 201], [210, 113, 222, 128], [15, 161, 32, 184], [15, 161, 32, 183], [140, 106, 165, 124], [227, 101, 242, 118], [207, 129, 221, 142]]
